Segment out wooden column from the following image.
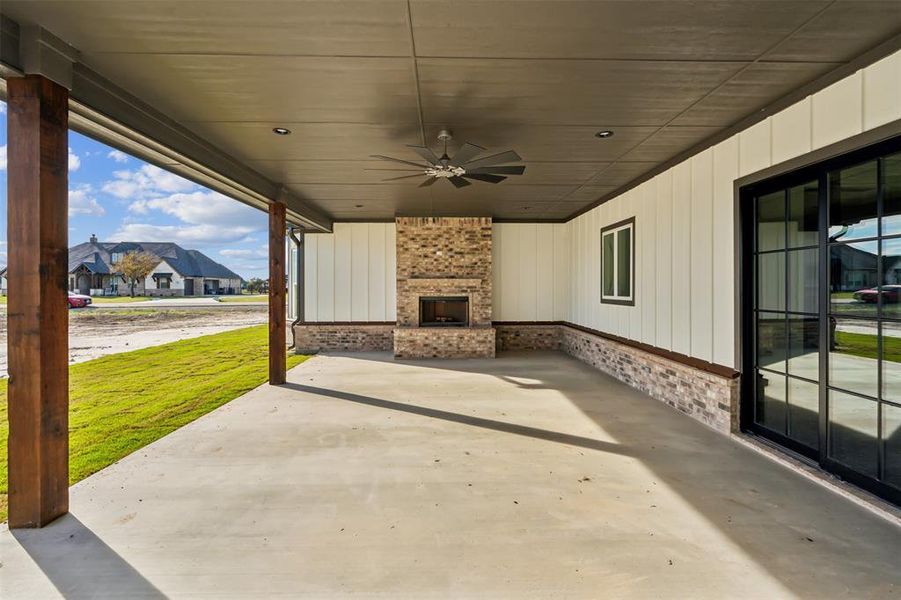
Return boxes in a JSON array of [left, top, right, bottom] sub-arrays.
[[7, 75, 70, 528], [269, 201, 287, 384]]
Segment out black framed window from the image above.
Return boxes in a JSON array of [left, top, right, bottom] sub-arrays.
[[601, 217, 635, 306], [742, 137, 901, 506]]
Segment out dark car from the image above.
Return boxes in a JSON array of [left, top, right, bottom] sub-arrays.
[[67, 291, 93, 308], [853, 284, 901, 303]]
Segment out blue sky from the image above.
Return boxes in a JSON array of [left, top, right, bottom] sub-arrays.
[[0, 100, 270, 279]]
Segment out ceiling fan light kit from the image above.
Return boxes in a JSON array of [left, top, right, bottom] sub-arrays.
[[370, 129, 526, 188]]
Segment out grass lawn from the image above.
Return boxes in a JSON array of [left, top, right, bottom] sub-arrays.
[[834, 330, 901, 362], [218, 294, 268, 303], [0, 325, 309, 522], [89, 296, 154, 303], [830, 292, 857, 300]]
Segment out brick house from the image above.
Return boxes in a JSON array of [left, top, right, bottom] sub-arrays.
[[67, 235, 243, 296]]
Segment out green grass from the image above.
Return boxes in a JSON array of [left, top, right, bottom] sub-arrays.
[[218, 294, 267, 303], [834, 330, 901, 362], [0, 325, 308, 522], [830, 291, 857, 300], [89, 296, 154, 303]]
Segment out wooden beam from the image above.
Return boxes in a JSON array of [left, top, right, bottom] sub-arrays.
[[7, 75, 70, 528], [269, 200, 287, 385]]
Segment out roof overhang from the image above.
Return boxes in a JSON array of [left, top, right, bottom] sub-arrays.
[[0, 16, 332, 232]]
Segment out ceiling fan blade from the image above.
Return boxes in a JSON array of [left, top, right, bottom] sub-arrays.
[[419, 176, 438, 187], [449, 142, 486, 166], [406, 145, 439, 165], [463, 150, 521, 170], [370, 154, 430, 169], [382, 173, 426, 182], [465, 165, 526, 175], [463, 173, 507, 184], [448, 176, 471, 188]]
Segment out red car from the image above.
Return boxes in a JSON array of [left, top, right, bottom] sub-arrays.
[[67, 291, 93, 308], [853, 285, 901, 303]]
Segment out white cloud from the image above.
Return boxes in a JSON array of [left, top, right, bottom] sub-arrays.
[[110, 222, 257, 246], [219, 248, 267, 259], [106, 165, 266, 250], [68, 147, 81, 172], [107, 149, 129, 163], [102, 164, 193, 200], [0, 102, 6, 114], [129, 190, 262, 230], [0, 145, 6, 170], [69, 184, 105, 217]]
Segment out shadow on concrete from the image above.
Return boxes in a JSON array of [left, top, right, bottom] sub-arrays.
[[11, 514, 165, 599], [292, 350, 901, 597], [282, 382, 629, 458]]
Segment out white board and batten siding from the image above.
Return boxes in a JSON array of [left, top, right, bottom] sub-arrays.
[[303, 223, 396, 322], [491, 223, 570, 322], [567, 49, 901, 369]]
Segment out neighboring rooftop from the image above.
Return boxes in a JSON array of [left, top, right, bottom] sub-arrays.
[[68, 236, 243, 281]]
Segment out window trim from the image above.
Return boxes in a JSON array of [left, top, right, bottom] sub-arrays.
[[600, 216, 636, 306]]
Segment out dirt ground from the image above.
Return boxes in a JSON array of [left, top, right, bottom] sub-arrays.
[[0, 306, 269, 377]]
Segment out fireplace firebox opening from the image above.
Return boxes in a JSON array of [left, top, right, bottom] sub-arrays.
[[419, 296, 469, 327]]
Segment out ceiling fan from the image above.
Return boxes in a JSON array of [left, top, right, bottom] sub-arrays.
[[370, 129, 526, 188]]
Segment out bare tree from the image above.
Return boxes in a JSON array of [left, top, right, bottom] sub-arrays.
[[116, 251, 159, 297]]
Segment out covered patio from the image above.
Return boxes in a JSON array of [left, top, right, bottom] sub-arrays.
[[2, 1, 901, 596], [2, 352, 899, 597]]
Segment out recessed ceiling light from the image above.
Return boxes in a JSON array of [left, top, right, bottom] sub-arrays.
[[272, 127, 292, 136], [595, 130, 614, 139]]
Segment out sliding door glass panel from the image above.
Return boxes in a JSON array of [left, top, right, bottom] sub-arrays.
[[830, 241, 878, 318], [829, 160, 878, 241], [829, 326, 879, 399], [757, 191, 786, 251], [883, 403, 901, 488], [883, 153, 901, 237], [788, 181, 819, 248], [787, 316, 819, 380], [757, 371, 787, 434], [757, 312, 786, 373], [788, 379, 819, 449], [829, 390, 878, 477], [883, 323, 901, 403], [758, 253, 786, 311], [881, 237, 901, 320], [788, 248, 819, 313]]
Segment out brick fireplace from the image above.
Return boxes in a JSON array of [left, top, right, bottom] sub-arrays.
[[394, 217, 496, 359]]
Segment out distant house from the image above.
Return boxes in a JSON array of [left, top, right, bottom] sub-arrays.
[[68, 235, 243, 296], [0, 267, 7, 296]]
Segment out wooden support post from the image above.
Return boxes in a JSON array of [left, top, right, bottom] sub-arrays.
[[269, 200, 287, 385], [7, 75, 70, 528]]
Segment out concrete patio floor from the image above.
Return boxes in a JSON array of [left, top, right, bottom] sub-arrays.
[[2, 351, 899, 598]]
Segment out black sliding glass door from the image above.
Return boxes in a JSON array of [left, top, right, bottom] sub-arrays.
[[745, 139, 901, 505]]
